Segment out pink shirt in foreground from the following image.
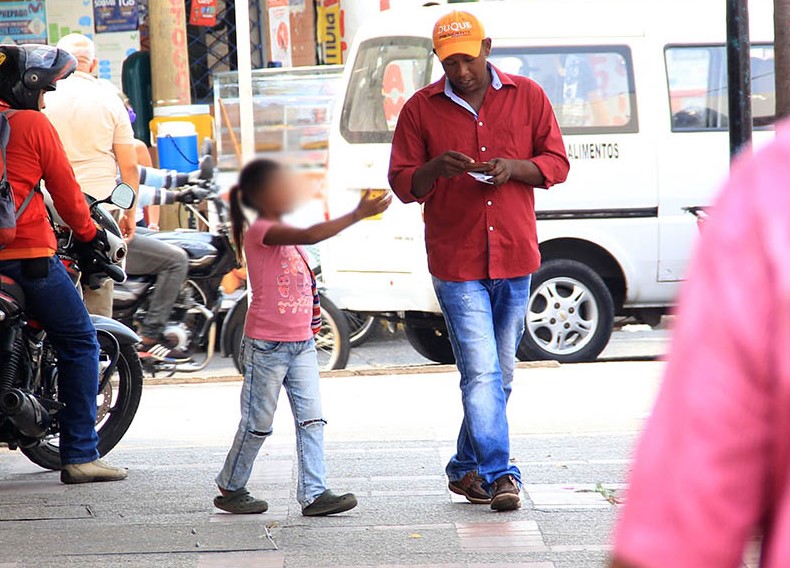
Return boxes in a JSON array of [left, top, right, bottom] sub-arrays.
[[244, 219, 313, 342], [614, 122, 790, 568]]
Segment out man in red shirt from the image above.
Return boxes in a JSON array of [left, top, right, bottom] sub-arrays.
[[0, 44, 127, 483], [389, 11, 569, 511]]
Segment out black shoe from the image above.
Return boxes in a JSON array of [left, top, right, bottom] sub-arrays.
[[490, 475, 521, 512], [302, 490, 358, 516]]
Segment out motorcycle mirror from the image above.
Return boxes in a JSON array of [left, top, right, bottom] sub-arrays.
[[109, 183, 136, 210]]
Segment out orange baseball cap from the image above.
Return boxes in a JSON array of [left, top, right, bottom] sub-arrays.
[[432, 11, 486, 62]]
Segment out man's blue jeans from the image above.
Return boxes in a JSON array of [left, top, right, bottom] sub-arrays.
[[0, 257, 100, 465], [217, 337, 327, 507], [433, 275, 532, 490]]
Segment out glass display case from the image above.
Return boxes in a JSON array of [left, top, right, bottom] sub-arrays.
[[213, 65, 344, 172]]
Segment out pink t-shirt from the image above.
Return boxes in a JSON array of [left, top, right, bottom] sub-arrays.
[[613, 122, 790, 568], [243, 219, 313, 342]]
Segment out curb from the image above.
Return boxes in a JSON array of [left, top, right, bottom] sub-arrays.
[[143, 360, 563, 386]]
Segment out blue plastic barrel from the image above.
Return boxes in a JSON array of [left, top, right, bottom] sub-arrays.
[[157, 122, 199, 173]]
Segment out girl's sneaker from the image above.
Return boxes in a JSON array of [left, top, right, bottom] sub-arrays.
[[302, 490, 358, 516]]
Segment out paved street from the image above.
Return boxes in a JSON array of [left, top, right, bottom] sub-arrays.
[[182, 323, 671, 381], [346, 323, 669, 370], [0, 360, 665, 567]]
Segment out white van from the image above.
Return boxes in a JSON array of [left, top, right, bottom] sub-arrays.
[[320, 0, 776, 363]]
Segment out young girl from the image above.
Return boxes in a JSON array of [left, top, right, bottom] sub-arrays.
[[214, 159, 391, 516]]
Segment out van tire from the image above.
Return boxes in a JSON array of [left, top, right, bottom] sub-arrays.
[[404, 323, 456, 365], [518, 259, 614, 363]]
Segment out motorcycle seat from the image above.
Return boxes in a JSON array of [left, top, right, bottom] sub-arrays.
[[0, 274, 25, 317]]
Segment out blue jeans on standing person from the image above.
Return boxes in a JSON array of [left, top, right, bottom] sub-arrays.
[[216, 337, 327, 507], [0, 257, 100, 465], [433, 275, 532, 491]]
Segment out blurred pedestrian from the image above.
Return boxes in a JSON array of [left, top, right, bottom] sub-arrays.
[[611, 123, 790, 567], [388, 10, 569, 511], [43, 33, 138, 317], [214, 159, 391, 516]]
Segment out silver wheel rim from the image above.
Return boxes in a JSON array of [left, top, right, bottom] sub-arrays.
[[346, 313, 375, 342], [527, 276, 599, 356], [35, 347, 122, 455], [316, 306, 341, 370]]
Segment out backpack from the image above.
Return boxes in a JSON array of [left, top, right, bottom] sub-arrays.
[[0, 110, 37, 248]]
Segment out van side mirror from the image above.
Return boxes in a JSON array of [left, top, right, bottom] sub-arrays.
[[109, 183, 136, 210]]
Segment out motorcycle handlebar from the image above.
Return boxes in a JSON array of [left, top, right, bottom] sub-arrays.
[[105, 231, 127, 263], [98, 258, 127, 283]]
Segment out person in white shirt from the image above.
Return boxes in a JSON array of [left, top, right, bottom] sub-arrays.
[[43, 33, 138, 317]]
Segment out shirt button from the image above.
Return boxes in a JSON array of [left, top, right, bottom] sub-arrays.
[[478, 121, 484, 127], [481, 146, 487, 152], [489, 226, 494, 231], [487, 200, 493, 206]]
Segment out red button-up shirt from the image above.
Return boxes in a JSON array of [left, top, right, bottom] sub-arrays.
[[389, 66, 569, 282]]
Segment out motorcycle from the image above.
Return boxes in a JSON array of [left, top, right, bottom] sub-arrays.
[[0, 183, 143, 470], [112, 157, 237, 375]]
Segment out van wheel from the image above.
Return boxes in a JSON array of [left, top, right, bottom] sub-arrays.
[[518, 260, 614, 363], [404, 324, 456, 365]]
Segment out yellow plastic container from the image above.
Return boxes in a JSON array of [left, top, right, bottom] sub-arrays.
[[149, 104, 214, 147]]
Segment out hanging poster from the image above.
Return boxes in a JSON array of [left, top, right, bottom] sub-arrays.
[[0, 1, 47, 45], [46, 0, 94, 45], [94, 0, 138, 34], [94, 30, 140, 90], [268, 0, 292, 67], [189, 0, 217, 27]]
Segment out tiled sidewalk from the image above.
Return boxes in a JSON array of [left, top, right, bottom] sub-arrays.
[[1, 434, 631, 567], [0, 434, 763, 568]]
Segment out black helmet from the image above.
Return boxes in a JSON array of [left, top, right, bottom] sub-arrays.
[[0, 44, 76, 110]]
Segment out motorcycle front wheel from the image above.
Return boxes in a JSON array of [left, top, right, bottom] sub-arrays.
[[22, 342, 144, 471]]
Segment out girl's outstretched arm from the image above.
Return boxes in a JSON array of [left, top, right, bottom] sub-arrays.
[[264, 191, 392, 246]]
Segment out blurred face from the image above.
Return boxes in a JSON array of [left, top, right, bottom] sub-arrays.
[[440, 39, 492, 96], [252, 169, 300, 216], [37, 91, 45, 110]]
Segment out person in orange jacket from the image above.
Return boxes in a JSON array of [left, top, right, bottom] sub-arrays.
[[0, 44, 126, 484]]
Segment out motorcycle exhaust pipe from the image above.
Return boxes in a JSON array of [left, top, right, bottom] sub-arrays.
[[0, 389, 51, 439]]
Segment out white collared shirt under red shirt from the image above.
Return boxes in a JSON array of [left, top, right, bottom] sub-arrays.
[[388, 65, 569, 282]]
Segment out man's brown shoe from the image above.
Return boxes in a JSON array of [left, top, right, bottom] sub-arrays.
[[61, 459, 128, 484], [449, 471, 492, 504], [490, 474, 521, 511]]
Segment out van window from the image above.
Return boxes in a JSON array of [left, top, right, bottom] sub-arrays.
[[489, 46, 638, 134], [665, 45, 775, 131], [341, 37, 434, 144]]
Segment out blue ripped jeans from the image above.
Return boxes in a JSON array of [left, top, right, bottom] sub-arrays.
[[216, 337, 327, 507], [433, 275, 532, 490]]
